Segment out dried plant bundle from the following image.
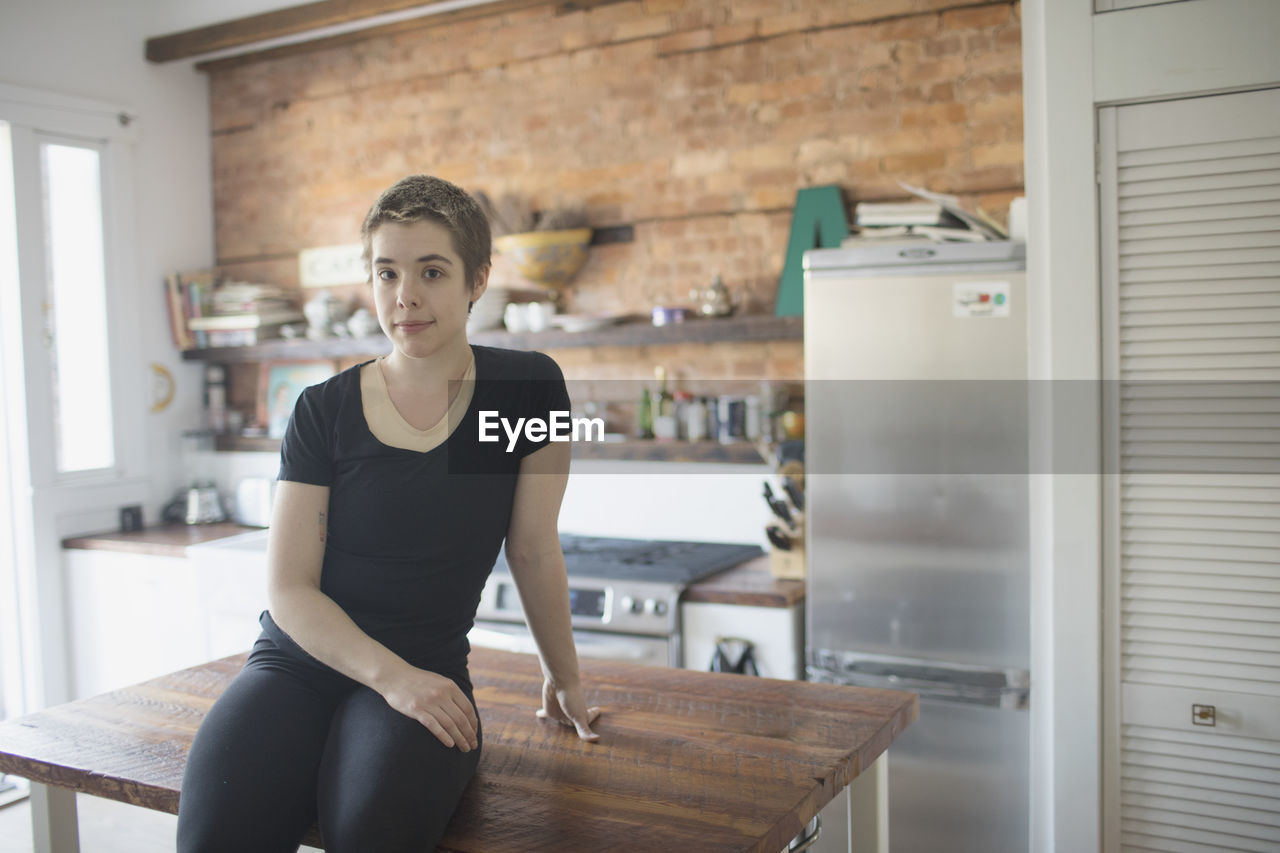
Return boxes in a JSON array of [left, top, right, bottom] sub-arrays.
[[473, 190, 590, 237], [473, 190, 535, 238], [535, 205, 589, 231]]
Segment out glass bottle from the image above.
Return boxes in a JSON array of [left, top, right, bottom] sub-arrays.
[[684, 395, 707, 442], [636, 386, 653, 439], [653, 367, 678, 441], [205, 364, 227, 434], [655, 366, 675, 417]]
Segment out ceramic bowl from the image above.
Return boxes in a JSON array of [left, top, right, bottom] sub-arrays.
[[493, 228, 592, 288]]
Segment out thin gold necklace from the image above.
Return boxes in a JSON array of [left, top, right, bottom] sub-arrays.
[[378, 355, 466, 407]]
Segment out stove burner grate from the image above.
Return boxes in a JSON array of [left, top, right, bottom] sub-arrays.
[[494, 534, 764, 586]]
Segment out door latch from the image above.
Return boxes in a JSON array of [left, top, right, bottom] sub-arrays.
[[1192, 704, 1216, 727]]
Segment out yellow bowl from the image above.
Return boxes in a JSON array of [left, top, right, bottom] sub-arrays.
[[494, 228, 592, 288]]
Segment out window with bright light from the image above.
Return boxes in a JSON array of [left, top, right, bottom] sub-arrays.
[[40, 140, 114, 473]]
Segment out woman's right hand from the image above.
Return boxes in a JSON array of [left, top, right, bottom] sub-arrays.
[[380, 665, 479, 752]]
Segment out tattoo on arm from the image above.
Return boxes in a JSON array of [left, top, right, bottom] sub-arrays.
[[318, 510, 327, 544]]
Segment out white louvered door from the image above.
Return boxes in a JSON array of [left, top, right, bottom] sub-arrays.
[[1100, 88, 1280, 852]]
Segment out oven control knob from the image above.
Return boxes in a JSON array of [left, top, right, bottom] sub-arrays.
[[642, 598, 658, 615], [652, 599, 668, 617], [621, 595, 643, 615]]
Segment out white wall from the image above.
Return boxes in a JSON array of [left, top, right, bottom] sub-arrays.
[[559, 460, 772, 545], [142, 0, 304, 33], [198, 447, 773, 546]]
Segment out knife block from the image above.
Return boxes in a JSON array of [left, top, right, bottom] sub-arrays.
[[769, 521, 805, 580]]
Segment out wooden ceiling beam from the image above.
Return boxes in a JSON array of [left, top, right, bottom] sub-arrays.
[[181, 0, 623, 73], [145, 0, 513, 64]]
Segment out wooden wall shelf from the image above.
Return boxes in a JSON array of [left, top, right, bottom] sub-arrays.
[[215, 435, 281, 453], [181, 334, 392, 364], [571, 440, 767, 465], [215, 434, 768, 465], [179, 315, 802, 363]]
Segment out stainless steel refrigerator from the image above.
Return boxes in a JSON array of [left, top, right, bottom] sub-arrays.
[[802, 241, 1030, 852]]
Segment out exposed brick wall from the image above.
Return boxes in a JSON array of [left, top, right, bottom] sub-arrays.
[[208, 0, 1021, 386]]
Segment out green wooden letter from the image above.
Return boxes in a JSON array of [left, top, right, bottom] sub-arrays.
[[775, 185, 848, 316]]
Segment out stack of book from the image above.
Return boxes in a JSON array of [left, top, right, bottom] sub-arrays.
[[844, 181, 1007, 246], [166, 273, 303, 349]]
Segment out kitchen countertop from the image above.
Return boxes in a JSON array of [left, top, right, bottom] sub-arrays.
[[679, 554, 804, 607], [63, 525, 802, 606], [61, 522, 256, 558]]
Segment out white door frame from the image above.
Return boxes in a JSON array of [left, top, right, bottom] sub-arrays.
[[0, 83, 149, 708]]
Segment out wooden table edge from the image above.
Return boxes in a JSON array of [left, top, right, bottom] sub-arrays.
[[0, 650, 919, 853]]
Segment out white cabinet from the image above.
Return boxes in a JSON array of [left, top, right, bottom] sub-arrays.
[[680, 600, 803, 680], [185, 528, 272, 660], [192, 553, 269, 661], [63, 535, 270, 699], [63, 549, 209, 699]]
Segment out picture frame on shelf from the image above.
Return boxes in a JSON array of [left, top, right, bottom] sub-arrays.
[[259, 360, 335, 439]]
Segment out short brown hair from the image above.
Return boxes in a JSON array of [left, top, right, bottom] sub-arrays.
[[360, 175, 491, 288]]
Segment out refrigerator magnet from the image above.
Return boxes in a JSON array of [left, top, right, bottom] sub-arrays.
[[953, 281, 1011, 318]]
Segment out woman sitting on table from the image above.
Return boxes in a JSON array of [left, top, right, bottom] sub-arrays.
[[177, 174, 600, 853]]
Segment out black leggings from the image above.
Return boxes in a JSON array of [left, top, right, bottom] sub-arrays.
[[176, 618, 481, 853]]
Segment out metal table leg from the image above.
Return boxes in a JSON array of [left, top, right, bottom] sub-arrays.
[[848, 751, 889, 853], [30, 783, 80, 853], [787, 813, 823, 851]]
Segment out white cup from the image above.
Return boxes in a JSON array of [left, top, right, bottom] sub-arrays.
[[504, 302, 529, 333], [525, 301, 556, 333]]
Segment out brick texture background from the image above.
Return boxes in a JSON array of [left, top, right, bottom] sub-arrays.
[[207, 0, 1022, 388]]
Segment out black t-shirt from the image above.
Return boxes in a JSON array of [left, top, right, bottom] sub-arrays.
[[275, 344, 570, 674]]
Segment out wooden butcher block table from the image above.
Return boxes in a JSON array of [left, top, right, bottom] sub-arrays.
[[0, 648, 917, 852]]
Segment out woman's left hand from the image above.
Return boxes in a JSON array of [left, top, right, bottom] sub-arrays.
[[537, 678, 601, 742]]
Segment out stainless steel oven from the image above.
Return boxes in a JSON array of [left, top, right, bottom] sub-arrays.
[[468, 535, 763, 668]]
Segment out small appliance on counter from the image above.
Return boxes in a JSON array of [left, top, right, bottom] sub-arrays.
[[162, 483, 227, 525]]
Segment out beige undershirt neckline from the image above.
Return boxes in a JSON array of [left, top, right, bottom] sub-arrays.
[[360, 353, 475, 452]]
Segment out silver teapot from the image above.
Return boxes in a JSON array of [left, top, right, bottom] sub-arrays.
[[690, 274, 735, 317]]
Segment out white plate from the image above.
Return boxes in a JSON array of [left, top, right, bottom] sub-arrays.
[[548, 313, 624, 333]]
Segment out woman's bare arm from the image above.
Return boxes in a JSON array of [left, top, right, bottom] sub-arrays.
[[503, 440, 600, 741], [266, 480, 478, 751]]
